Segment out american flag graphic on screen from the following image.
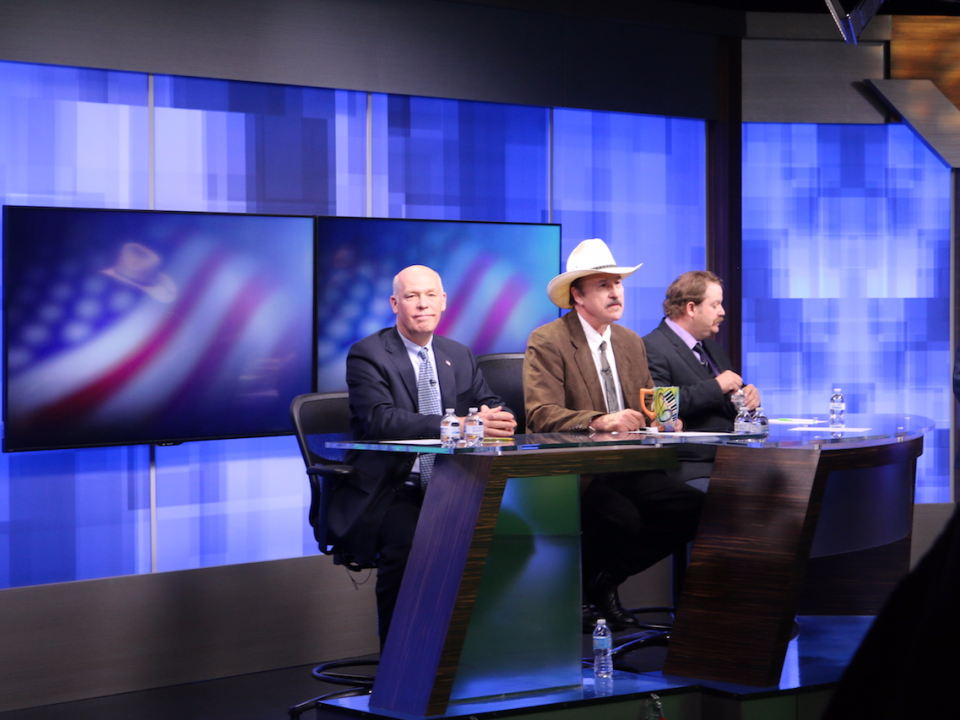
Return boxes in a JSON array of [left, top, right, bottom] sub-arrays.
[[3, 208, 314, 451]]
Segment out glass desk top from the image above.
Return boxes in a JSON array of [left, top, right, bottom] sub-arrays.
[[326, 413, 933, 455]]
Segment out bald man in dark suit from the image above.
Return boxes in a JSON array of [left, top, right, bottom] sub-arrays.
[[330, 265, 515, 644]]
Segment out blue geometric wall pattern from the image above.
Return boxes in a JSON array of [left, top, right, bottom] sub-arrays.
[[0, 61, 151, 587], [742, 123, 951, 502], [3, 58, 949, 592], [552, 108, 707, 337], [373, 94, 549, 222], [0, 62, 150, 211], [153, 76, 368, 216]]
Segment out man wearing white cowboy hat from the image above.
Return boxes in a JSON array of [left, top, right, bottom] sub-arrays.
[[523, 238, 704, 631]]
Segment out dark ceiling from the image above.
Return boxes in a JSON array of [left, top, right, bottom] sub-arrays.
[[445, 0, 960, 18], [688, 0, 960, 13]]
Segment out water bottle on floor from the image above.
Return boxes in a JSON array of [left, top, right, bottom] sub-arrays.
[[593, 618, 613, 678]]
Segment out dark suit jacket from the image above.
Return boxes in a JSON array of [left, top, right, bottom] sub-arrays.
[[524, 311, 654, 433], [330, 326, 509, 563], [642, 318, 736, 432]]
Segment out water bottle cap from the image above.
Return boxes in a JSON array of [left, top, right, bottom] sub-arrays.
[[469, 407, 478, 413], [445, 408, 454, 414], [596, 618, 606, 625], [833, 388, 841, 392]]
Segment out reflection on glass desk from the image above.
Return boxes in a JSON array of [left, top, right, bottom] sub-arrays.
[[326, 414, 932, 456], [721, 413, 933, 449], [326, 428, 760, 454]]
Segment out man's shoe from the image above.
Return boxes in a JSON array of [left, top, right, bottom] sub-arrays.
[[582, 604, 599, 633], [586, 574, 639, 631]]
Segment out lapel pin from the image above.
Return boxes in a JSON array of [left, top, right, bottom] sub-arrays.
[[445, 360, 451, 366]]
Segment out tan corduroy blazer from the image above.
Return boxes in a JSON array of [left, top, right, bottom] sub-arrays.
[[523, 311, 654, 433]]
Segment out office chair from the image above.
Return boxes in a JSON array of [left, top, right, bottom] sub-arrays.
[[290, 392, 376, 571], [476, 353, 526, 434]]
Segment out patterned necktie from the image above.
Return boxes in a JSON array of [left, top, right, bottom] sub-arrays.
[[598, 340, 622, 413], [694, 342, 717, 376], [417, 346, 441, 485]]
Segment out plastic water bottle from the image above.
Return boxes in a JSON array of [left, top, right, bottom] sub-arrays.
[[593, 618, 613, 678], [440, 409, 460, 449], [829, 388, 845, 428], [753, 406, 769, 436], [731, 388, 745, 411], [734, 406, 752, 434], [464, 407, 483, 447]]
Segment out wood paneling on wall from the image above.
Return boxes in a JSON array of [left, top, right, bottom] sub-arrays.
[[892, 17, 960, 110]]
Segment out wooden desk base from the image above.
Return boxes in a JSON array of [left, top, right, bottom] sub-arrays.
[[665, 437, 922, 687]]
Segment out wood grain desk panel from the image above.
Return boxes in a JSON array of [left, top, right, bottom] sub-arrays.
[[664, 435, 924, 687]]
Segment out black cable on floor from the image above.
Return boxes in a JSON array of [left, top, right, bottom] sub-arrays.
[[309, 658, 378, 687], [288, 687, 371, 719], [288, 658, 379, 719]]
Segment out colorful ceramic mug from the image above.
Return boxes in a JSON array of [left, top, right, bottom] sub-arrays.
[[639, 386, 680, 431]]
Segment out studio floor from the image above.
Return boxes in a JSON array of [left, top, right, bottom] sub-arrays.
[[0, 615, 870, 720]]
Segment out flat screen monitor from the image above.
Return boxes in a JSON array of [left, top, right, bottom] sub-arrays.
[[314, 217, 561, 392], [3, 206, 315, 452]]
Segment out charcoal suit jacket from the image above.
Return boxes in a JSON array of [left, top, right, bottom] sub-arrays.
[[642, 318, 737, 432], [329, 326, 509, 563]]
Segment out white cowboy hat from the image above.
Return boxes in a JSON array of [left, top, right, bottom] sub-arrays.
[[102, 242, 178, 303], [546, 238, 641, 309]]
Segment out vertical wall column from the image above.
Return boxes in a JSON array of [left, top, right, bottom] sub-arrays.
[[707, 35, 743, 369]]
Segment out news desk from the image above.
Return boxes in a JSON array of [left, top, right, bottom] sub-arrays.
[[328, 414, 930, 716]]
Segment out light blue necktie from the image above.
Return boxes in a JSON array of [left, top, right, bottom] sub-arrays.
[[417, 346, 441, 485]]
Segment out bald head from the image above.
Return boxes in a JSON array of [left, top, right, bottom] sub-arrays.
[[393, 265, 443, 298], [390, 265, 447, 345]]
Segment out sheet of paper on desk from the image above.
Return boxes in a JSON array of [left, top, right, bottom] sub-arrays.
[[788, 426, 871, 433], [381, 438, 443, 445], [632, 429, 739, 437], [770, 418, 823, 425]]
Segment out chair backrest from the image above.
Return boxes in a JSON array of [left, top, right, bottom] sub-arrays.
[[476, 352, 526, 434], [290, 392, 352, 467]]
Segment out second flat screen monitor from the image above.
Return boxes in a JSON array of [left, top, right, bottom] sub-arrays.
[[315, 217, 561, 392]]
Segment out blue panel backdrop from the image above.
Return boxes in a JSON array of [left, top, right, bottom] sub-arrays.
[[742, 123, 951, 502], [374, 94, 549, 222], [154, 76, 368, 216], [552, 108, 707, 337], [0, 61, 151, 586], [5, 59, 948, 591]]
